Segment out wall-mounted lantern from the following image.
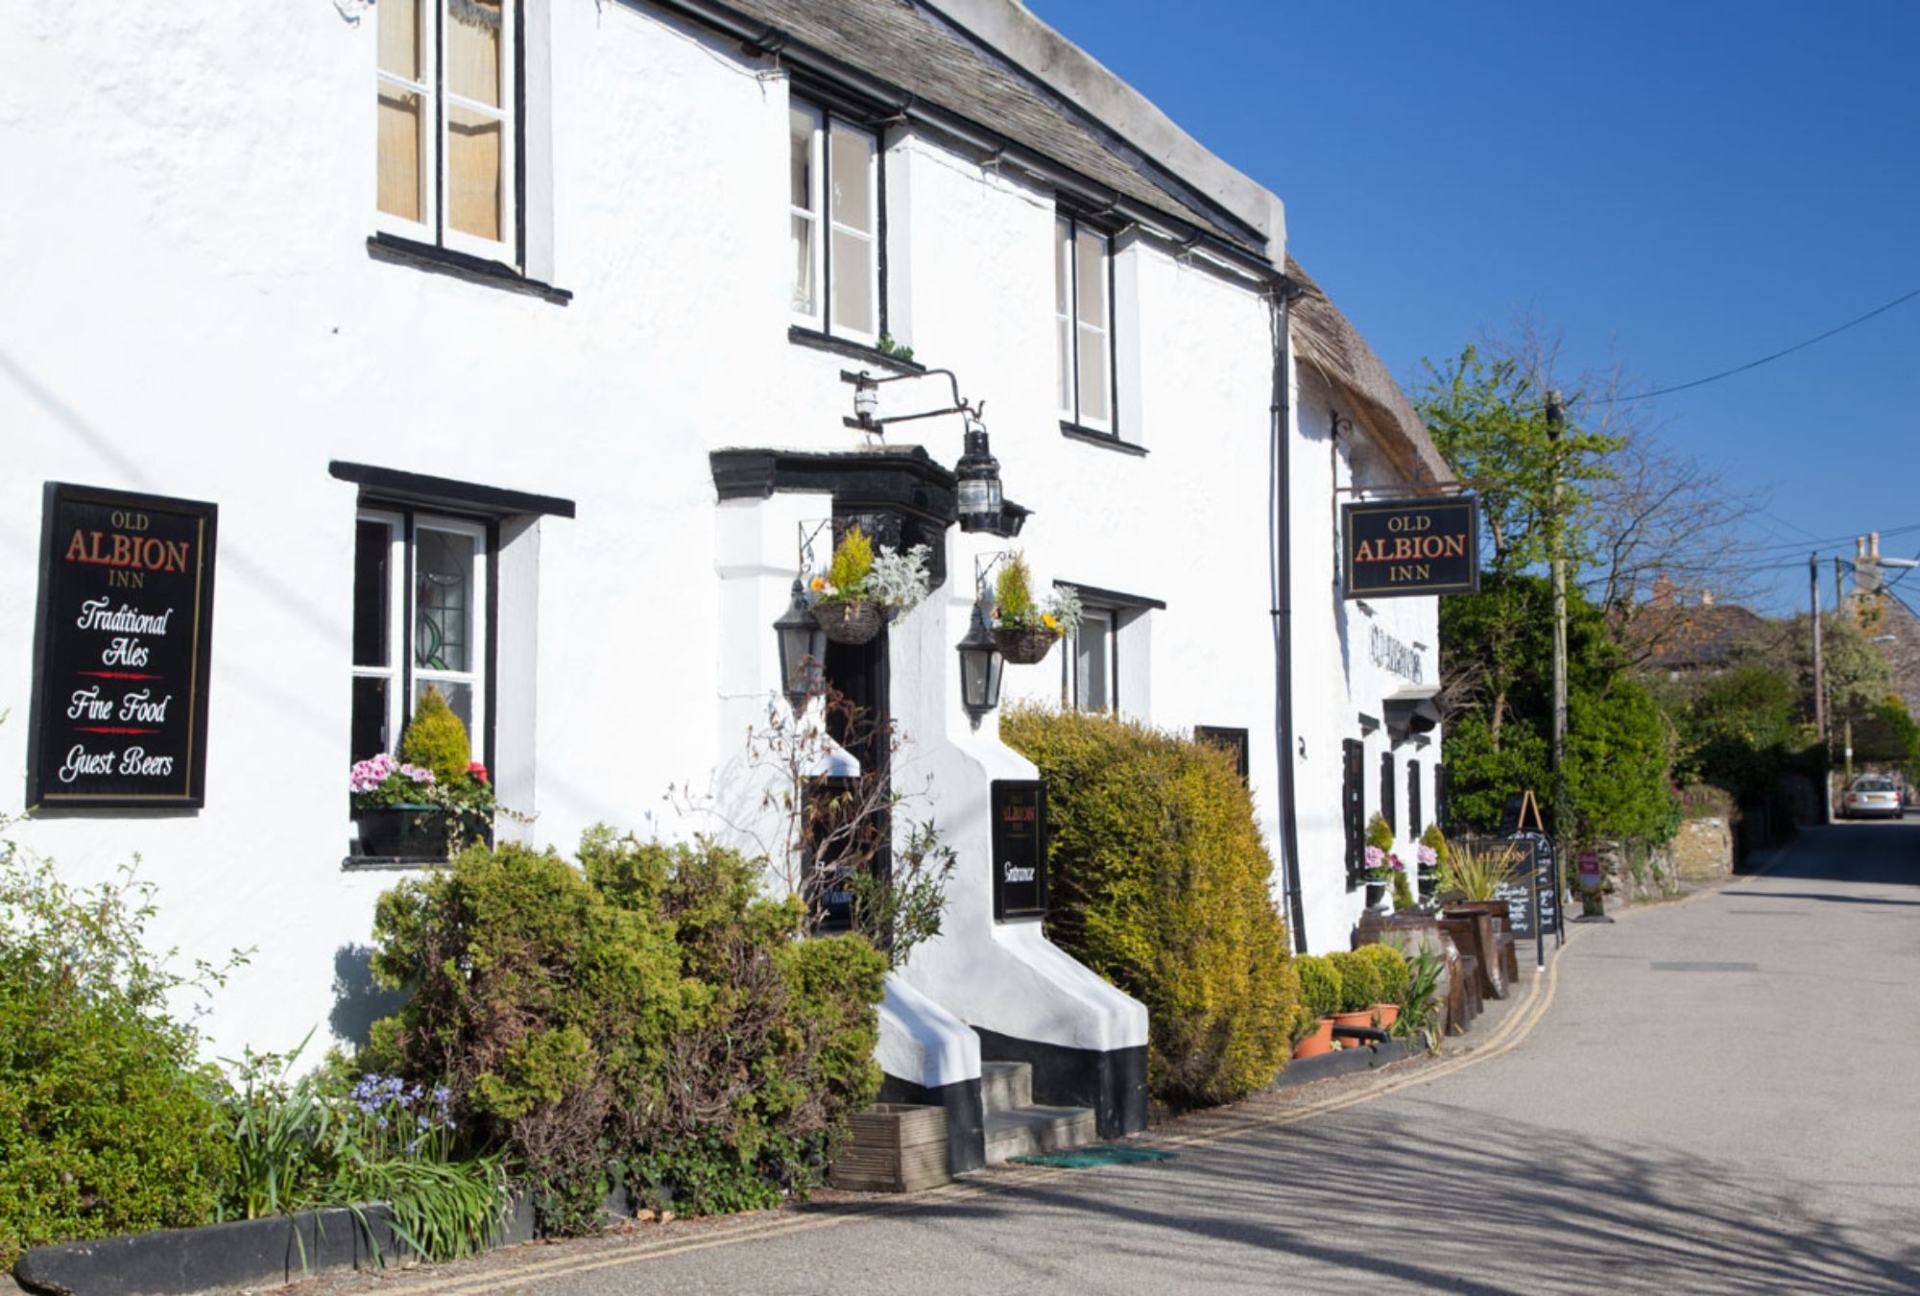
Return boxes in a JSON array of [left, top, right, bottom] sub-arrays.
[[842, 367, 1011, 535], [773, 578, 826, 712], [954, 416, 1003, 534], [957, 601, 1005, 724]]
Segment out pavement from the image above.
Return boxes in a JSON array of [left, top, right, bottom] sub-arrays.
[[203, 823, 1920, 1292]]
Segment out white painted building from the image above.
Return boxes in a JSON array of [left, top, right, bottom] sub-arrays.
[[2, 0, 1455, 1169]]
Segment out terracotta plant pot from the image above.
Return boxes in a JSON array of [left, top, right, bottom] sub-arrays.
[[1371, 1002, 1400, 1031], [1292, 1016, 1336, 1059], [1331, 1009, 1374, 1047]]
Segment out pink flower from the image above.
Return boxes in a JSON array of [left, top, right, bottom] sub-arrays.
[[1388, 853, 1405, 873], [467, 762, 489, 785], [1364, 845, 1385, 870], [1417, 844, 1438, 868]]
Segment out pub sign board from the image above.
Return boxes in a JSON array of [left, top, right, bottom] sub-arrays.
[[990, 779, 1047, 921], [28, 483, 218, 808], [1341, 496, 1480, 599]]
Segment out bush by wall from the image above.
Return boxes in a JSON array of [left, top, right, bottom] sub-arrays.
[[1356, 943, 1409, 1004], [1000, 706, 1298, 1111], [0, 837, 233, 1270], [366, 831, 885, 1233]]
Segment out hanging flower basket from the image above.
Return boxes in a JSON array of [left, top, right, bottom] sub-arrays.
[[993, 624, 1059, 665], [815, 598, 885, 645]]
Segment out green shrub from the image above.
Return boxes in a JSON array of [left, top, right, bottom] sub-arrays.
[[994, 550, 1036, 622], [826, 526, 874, 596], [1420, 823, 1449, 862], [1356, 943, 1410, 1003], [1324, 951, 1378, 1014], [368, 830, 885, 1234], [1391, 868, 1415, 911], [1293, 954, 1342, 1019], [1365, 812, 1394, 852], [398, 685, 472, 785], [0, 840, 234, 1269], [1000, 706, 1297, 1110]]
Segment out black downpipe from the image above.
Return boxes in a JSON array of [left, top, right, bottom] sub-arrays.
[[1270, 289, 1308, 954]]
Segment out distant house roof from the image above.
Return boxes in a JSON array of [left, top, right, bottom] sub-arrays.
[[1287, 255, 1454, 487], [659, 0, 1271, 258], [1616, 598, 1769, 672]]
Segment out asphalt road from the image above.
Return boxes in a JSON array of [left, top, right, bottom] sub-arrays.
[[302, 822, 1920, 1295]]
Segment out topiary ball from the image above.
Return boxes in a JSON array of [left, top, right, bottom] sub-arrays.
[[1325, 951, 1379, 1014], [1294, 954, 1342, 1019], [1357, 943, 1410, 1004]]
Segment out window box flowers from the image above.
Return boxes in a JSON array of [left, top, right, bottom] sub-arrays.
[[349, 688, 495, 859], [989, 551, 1081, 665], [807, 527, 932, 646]]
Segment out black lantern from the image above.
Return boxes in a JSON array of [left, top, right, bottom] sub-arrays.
[[954, 418, 1003, 533], [957, 601, 1005, 722], [773, 578, 826, 711]]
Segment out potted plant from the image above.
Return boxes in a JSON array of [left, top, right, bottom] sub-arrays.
[[1361, 813, 1398, 910], [808, 528, 932, 645], [990, 551, 1082, 665], [1291, 954, 1341, 1059], [350, 687, 495, 858], [1417, 823, 1448, 903], [1324, 950, 1380, 1048], [1357, 942, 1409, 1031]]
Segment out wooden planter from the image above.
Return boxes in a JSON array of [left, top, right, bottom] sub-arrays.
[[829, 1103, 950, 1193]]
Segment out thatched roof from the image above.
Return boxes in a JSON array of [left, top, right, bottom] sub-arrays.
[[1287, 255, 1453, 488]]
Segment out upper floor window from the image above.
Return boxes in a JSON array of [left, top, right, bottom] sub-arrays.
[[1056, 213, 1113, 434], [790, 103, 880, 343], [378, 0, 517, 262]]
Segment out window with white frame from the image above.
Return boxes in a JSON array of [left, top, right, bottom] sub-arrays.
[[1056, 213, 1113, 434], [790, 102, 880, 342], [377, 0, 517, 261], [351, 511, 490, 763]]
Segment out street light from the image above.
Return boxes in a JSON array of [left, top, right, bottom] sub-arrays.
[[956, 601, 1005, 724], [772, 578, 826, 713]]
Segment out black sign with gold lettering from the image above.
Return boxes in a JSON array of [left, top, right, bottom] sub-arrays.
[[991, 779, 1047, 921], [29, 484, 218, 808], [1342, 497, 1479, 599]]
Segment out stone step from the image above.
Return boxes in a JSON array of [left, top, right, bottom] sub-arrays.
[[983, 1103, 1099, 1165], [981, 1060, 1032, 1114]]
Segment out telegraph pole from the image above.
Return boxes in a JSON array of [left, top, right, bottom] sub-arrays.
[[1811, 552, 1829, 823], [1547, 392, 1568, 850]]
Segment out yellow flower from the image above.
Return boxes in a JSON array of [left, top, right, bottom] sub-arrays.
[[810, 576, 826, 592], [1042, 613, 1059, 631]]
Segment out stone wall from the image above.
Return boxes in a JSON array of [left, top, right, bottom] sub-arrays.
[[1670, 816, 1734, 882]]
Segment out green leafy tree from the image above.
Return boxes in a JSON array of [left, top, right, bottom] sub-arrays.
[[1414, 345, 1622, 578]]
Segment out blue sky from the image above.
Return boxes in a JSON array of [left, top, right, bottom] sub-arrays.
[[1028, 1, 1920, 613]]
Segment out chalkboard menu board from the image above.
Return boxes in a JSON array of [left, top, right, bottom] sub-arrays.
[[991, 780, 1047, 921], [29, 484, 218, 808], [1479, 833, 1559, 946]]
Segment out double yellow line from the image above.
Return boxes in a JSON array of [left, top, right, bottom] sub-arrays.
[[368, 932, 1589, 1294]]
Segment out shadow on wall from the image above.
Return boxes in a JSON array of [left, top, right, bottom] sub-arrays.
[[329, 943, 407, 1048]]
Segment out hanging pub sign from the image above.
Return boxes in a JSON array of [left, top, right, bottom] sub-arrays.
[[991, 779, 1048, 921], [1342, 496, 1479, 599], [28, 483, 218, 809]]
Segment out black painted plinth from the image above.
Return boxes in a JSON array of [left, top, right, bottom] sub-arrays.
[[972, 1028, 1149, 1139], [876, 1072, 986, 1174]]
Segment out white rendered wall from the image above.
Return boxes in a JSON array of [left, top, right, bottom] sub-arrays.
[[0, 0, 1301, 1059]]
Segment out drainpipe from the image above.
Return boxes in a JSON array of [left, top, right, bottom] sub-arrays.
[[1270, 285, 1308, 953]]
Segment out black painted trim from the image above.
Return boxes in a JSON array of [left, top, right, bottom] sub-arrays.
[[366, 234, 573, 305], [1055, 580, 1167, 612], [330, 461, 576, 519], [1272, 1037, 1410, 1089], [788, 326, 925, 375], [973, 1028, 1147, 1139], [875, 1073, 986, 1174], [1059, 421, 1148, 456]]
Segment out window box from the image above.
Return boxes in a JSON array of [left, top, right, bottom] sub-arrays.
[[352, 803, 492, 859]]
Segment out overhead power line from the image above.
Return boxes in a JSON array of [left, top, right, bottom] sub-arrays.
[[1584, 285, 1920, 407]]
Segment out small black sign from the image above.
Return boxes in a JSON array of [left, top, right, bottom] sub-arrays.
[[28, 484, 218, 808], [1194, 726, 1250, 782], [1472, 832, 1559, 949], [1342, 496, 1479, 599], [991, 779, 1047, 921]]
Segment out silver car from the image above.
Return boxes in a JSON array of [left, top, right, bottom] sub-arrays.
[[1843, 775, 1904, 819]]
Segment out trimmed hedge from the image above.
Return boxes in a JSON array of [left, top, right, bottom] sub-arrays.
[[1001, 706, 1298, 1110], [367, 832, 886, 1232]]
